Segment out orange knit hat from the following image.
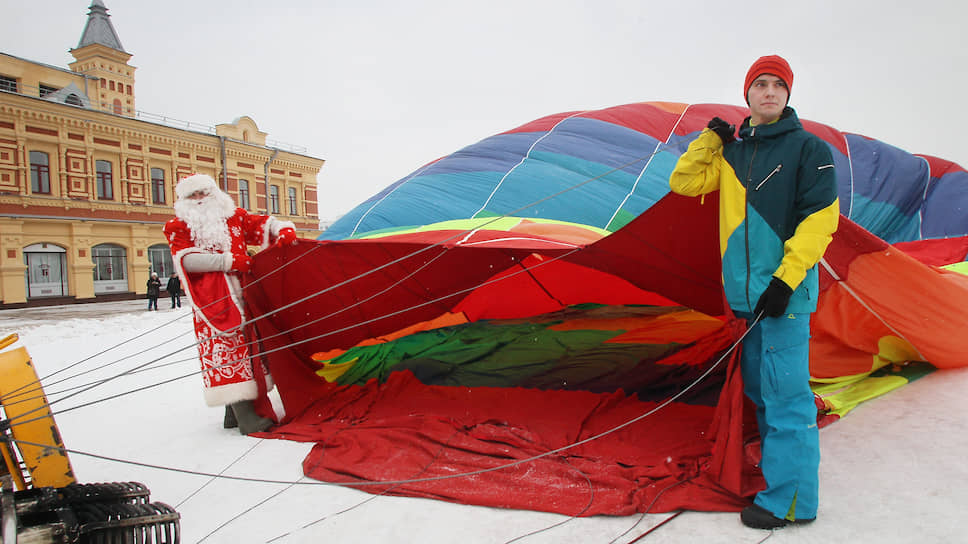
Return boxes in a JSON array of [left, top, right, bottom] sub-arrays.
[[744, 55, 793, 105]]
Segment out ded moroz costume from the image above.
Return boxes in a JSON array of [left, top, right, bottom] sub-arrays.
[[163, 173, 298, 433]]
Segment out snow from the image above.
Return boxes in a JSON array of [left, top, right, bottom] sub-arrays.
[[3, 299, 967, 543]]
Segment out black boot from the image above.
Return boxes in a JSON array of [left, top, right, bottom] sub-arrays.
[[741, 504, 815, 530], [223, 405, 238, 429], [229, 400, 273, 435]]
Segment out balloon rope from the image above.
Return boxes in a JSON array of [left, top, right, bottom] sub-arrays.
[[7, 312, 763, 489], [5, 128, 703, 415]]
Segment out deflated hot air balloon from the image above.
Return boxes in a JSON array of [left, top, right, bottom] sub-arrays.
[[242, 102, 968, 515]]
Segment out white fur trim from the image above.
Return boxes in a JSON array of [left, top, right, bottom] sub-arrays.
[[175, 173, 219, 200], [272, 218, 296, 236], [200, 371, 274, 406], [181, 252, 228, 273], [203, 380, 259, 406]]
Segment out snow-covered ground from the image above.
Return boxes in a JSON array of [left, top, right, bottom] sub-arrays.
[[3, 300, 967, 543]]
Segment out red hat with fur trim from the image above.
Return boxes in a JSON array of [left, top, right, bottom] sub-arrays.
[[744, 55, 793, 105]]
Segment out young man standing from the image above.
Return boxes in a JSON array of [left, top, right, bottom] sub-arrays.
[[669, 55, 839, 529]]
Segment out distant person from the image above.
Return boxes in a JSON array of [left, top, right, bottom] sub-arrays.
[[166, 272, 182, 309], [669, 55, 839, 529], [163, 173, 298, 435], [146, 272, 161, 311]]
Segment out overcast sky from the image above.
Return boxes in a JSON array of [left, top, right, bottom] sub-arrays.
[[3, 0, 965, 221]]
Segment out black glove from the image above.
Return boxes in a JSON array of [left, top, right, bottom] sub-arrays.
[[707, 117, 736, 145], [754, 277, 793, 318]]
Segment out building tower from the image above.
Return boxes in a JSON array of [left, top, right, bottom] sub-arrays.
[[68, 0, 135, 116]]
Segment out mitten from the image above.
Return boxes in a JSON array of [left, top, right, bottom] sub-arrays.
[[227, 253, 252, 275], [754, 277, 794, 318], [275, 227, 297, 246], [707, 116, 736, 145]]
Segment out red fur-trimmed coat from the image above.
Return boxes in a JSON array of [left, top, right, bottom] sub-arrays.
[[164, 208, 291, 406]]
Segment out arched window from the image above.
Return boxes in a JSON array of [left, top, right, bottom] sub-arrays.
[[92, 243, 128, 294], [151, 168, 166, 204], [29, 151, 50, 194], [23, 243, 67, 298], [112, 98, 122, 114], [65, 93, 83, 106], [288, 187, 298, 216], [148, 244, 173, 278], [96, 160, 113, 200]]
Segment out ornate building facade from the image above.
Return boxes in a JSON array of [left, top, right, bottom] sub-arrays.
[[0, 1, 324, 307]]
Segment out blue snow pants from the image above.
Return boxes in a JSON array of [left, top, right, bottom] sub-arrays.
[[736, 311, 819, 521]]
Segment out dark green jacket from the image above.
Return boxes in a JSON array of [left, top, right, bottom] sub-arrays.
[[670, 107, 839, 314]]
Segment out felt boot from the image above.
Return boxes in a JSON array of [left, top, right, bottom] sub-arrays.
[[223, 405, 238, 429], [229, 400, 273, 435]]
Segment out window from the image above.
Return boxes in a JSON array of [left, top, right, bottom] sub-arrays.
[[148, 244, 173, 278], [65, 94, 83, 106], [0, 75, 17, 93], [30, 151, 51, 194], [239, 179, 250, 210], [112, 98, 122, 114], [93, 245, 126, 280], [92, 243, 128, 294], [95, 160, 113, 200], [39, 84, 58, 97], [151, 168, 165, 204], [24, 243, 68, 298], [269, 185, 280, 214], [288, 187, 298, 215]]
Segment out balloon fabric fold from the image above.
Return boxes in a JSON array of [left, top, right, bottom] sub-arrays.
[[242, 101, 968, 515]]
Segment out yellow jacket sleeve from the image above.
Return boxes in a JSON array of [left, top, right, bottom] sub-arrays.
[[775, 199, 840, 290], [669, 128, 725, 196]]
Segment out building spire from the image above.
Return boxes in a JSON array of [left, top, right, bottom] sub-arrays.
[[75, 0, 126, 52]]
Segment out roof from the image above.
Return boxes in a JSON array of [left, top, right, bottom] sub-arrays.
[[75, 0, 126, 53]]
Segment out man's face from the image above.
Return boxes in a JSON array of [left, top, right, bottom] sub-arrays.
[[186, 189, 211, 203], [747, 74, 788, 125]]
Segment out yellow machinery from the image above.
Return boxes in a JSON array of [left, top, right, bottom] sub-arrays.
[[0, 333, 76, 491], [0, 334, 179, 543]]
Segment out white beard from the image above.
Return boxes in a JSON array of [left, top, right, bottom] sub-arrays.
[[173, 190, 237, 252]]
